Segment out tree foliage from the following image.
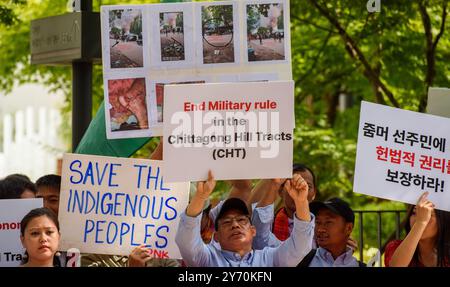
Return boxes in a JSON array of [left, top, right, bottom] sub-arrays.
[[290, 0, 449, 208], [0, 1, 448, 215], [0, 0, 26, 26]]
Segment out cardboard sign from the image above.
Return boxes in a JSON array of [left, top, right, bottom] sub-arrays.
[[354, 101, 450, 211], [101, 0, 292, 140], [58, 153, 190, 258], [163, 81, 294, 182], [0, 199, 43, 267]]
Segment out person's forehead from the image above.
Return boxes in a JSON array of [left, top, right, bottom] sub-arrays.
[[26, 216, 56, 229], [221, 209, 245, 218], [27, 226, 58, 231]]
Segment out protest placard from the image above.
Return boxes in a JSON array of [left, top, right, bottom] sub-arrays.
[[162, 80, 294, 182], [354, 101, 450, 211], [0, 198, 43, 267], [100, 0, 292, 140], [58, 153, 190, 258]]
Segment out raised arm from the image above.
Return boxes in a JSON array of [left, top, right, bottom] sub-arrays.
[[175, 171, 216, 266], [387, 192, 434, 267], [251, 179, 284, 249], [186, 171, 216, 217], [271, 174, 314, 266], [248, 179, 277, 205], [256, 178, 285, 208], [228, 179, 253, 202]]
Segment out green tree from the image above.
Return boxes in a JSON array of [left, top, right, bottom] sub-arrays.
[[0, 0, 25, 26]]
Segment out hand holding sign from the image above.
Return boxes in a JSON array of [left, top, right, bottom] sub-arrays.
[[285, 174, 309, 203], [128, 244, 152, 267], [414, 192, 435, 226], [186, 171, 216, 217], [197, 170, 216, 201], [285, 174, 311, 222]]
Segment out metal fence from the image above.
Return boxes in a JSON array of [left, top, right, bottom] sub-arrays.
[[353, 210, 407, 267]]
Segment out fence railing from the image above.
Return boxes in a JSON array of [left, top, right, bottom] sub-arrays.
[[353, 210, 408, 267]]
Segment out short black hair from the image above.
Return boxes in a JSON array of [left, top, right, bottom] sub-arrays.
[[20, 207, 60, 236], [0, 175, 37, 199], [6, 173, 32, 182], [36, 174, 61, 191]]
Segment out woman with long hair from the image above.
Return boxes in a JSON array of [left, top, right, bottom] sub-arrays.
[[385, 192, 450, 267], [20, 207, 61, 267]]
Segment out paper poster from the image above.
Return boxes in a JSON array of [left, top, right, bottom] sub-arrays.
[[354, 101, 450, 211], [58, 153, 190, 258], [0, 199, 43, 267], [245, 0, 289, 63], [163, 81, 294, 182], [100, 0, 292, 139]]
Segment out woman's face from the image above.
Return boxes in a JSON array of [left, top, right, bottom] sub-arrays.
[[410, 207, 438, 240], [20, 215, 60, 264]]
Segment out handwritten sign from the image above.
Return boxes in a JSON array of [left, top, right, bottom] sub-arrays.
[[354, 101, 450, 211], [58, 153, 189, 258], [0, 199, 43, 267], [163, 81, 294, 182]]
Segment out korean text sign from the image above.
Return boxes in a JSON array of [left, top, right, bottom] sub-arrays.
[[59, 153, 190, 258], [354, 101, 450, 211]]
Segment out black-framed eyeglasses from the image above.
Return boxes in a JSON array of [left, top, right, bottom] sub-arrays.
[[218, 215, 250, 228]]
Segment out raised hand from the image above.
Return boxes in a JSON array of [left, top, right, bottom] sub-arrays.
[[196, 170, 216, 201], [284, 173, 309, 204], [187, 170, 216, 217], [414, 192, 435, 226], [284, 174, 310, 221]]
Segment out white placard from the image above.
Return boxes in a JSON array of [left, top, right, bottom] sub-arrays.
[[0, 199, 43, 267], [163, 80, 294, 182], [100, 0, 292, 140], [354, 101, 450, 211], [59, 153, 190, 258]]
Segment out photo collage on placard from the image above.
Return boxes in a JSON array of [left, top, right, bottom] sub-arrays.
[[246, 2, 285, 62], [108, 8, 144, 69], [101, 1, 289, 139]]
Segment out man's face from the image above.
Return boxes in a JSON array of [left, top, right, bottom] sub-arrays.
[[315, 209, 352, 250], [36, 187, 60, 216], [280, 170, 316, 213], [214, 210, 256, 253]]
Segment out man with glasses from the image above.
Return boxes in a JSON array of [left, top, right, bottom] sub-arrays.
[[175, 171, 315, 267]]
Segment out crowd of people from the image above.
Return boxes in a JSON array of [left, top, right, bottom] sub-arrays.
[[1, 143, 449, 267]]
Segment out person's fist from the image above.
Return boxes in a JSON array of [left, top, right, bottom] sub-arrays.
[[284, 173, 308, 203]]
